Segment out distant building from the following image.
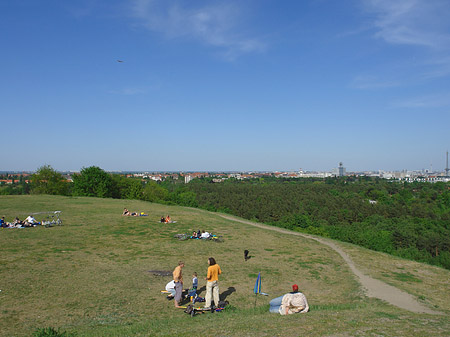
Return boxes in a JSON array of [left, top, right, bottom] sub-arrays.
[[338, 162, 346, 177], [185, 175, 193, 184], [332, 162, 346, 177]]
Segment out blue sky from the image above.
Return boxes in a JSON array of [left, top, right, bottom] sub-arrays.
[[2, 0, 450, 172]]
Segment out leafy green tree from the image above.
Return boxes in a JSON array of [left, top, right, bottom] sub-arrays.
[[0, 185, 14, 195], [176, 191, 198, 207], [72, 166, 113, 198], [142, 180, 169, 202], [125, 179, 144, 200], [110, 174, 130, 199], [110, 175, 144, 200], [31, 165, 69, 195]]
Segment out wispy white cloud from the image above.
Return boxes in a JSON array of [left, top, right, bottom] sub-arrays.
[[129, 0, 266, 60], [422, 55, 450, 79], [362, 0, 450, 49], [352, 1, 450, 89], [391, 92, 450, 108]]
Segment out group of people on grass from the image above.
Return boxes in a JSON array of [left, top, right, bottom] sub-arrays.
[[164, 258, 308, 315], [121, 206, 309, 315], [122, 209, 175, 223], [160, 215, 174, 223], [191, 230, 212, 239], [166, 258, 222, 310], [0, 215, 40, 228]]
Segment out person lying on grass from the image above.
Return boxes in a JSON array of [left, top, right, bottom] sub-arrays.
[[122, 208, 147, 216], [12, 217, 25, 228], [269, 284, 309, 315]]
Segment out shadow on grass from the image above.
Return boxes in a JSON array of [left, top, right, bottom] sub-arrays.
[[196, 285, 206, 296], [221, 287, 236, 300], [187, 286, 235, 302]]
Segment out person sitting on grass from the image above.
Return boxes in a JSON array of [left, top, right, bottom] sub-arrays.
[[200, 230, 210, 239], [160, 216, 166, 223], [24, 215, 38, 226], [269, 284, 309, 315], [191, 231, 198, 239], [165, 280, 176, 299], [165, 215, 172, 223], [1, 217, 13, 228], [12, 217, 24, 228]]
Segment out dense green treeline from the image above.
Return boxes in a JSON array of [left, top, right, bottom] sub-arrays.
[[185, 177, 450, 269], [0, 166, 188, 204], [2, 166, 449, 269]]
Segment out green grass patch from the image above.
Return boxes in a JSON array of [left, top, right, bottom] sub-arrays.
[[310, 303, 365, 311], [381, 272, 423, 283], [374, 311, 400, 319], [1, 195, 449, 337]]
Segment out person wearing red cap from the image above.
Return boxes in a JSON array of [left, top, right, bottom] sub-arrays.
[[269, 284, 309, 315]]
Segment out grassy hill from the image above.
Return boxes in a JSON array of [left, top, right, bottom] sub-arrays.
[[1, 195, 449, 336]]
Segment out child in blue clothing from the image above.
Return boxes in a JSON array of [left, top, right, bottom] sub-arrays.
[[192, 272, 198, 290], [187, 272, 198, 302]]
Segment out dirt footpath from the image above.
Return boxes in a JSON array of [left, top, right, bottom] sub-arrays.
[[220, 214, 440, 315]]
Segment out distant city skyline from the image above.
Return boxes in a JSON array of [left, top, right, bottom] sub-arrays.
[[1, 155, 449, 175], [1, 160, 449, 175], [1, 1, 449, 172]]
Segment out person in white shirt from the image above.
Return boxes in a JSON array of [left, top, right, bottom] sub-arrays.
[[269, 284, 309, 315], [165, 280, 176, 298], [25, 215, 36, 224]]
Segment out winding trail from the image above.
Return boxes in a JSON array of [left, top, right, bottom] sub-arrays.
[[219, 214, 440, 315]]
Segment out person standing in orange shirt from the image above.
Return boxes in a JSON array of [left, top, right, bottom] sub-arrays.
[[204, 257, 222, 309]]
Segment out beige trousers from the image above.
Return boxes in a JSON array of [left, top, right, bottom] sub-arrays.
[[205, 280, 219, 307]]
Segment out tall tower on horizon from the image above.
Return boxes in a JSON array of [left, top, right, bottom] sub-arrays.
[[338, 162, 346, 177], [446, 151, 449, 177]]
